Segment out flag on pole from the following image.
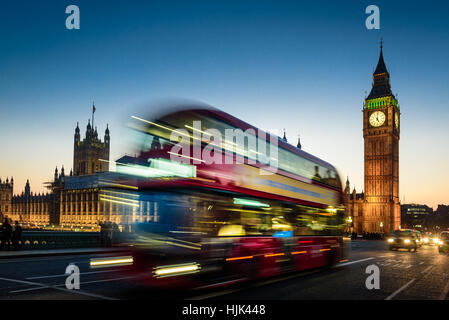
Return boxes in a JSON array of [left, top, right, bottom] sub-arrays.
[[92, 102, 96, 129]]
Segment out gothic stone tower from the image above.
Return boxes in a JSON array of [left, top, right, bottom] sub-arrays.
[[363, 43, 401, 233], [0, 177, 13, 221], [73, 119, 110, 176]]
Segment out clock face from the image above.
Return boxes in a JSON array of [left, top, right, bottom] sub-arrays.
[[395, 113, 399, 128], [369, 111, 386, 127]]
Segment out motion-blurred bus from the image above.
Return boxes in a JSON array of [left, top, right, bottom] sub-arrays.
[[103, 106, 346, 289]]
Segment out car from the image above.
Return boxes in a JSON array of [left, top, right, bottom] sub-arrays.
[[427, 234, 441, 246], [438, 231, 449, 253], [421, 232, 438, 245], [400, 229, 422, 247], [387, 230, 418, 252], [432, 236, 441, 245], [413, 230, 423, 247]]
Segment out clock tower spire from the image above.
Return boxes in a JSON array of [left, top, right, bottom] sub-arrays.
[[362, 42, 401, 233], [367, 40, 393, 100]]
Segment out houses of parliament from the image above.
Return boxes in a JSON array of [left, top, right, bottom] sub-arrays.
[[0, 111, 163, 230], [0, 116, 114, 229]]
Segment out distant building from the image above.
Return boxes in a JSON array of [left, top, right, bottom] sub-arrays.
[[3, 111, 115, 229], [433, 205, 449, 230], [0, 178, 13, 221], [10, 179, 53, 226], [5, 111, 155, 230], [400, 204, 433, 231], [343, 178, 365, 233], [52, 172, 159, 229]]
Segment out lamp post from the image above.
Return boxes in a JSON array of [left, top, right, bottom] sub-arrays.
[[380, 221, 384, 236], [347, 216, 353, 237]]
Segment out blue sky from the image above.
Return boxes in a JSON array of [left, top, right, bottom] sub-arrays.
[[1, 0, 448, 208]]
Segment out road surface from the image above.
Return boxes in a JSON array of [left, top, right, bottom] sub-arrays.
[[0, 241, 448, 300]]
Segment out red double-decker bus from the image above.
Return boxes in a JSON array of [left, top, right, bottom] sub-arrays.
[[105, 106, 346, 289]]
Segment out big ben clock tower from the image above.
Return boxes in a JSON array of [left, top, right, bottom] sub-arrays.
[[363, 42, 401, 233]]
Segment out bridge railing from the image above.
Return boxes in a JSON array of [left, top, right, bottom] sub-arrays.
[[0, 231, 133, 250]]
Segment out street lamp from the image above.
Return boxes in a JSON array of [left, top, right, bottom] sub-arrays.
[[346, 216, 353, 236]]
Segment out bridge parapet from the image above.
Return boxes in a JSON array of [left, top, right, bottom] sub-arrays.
[[0, 231, 132, 250]]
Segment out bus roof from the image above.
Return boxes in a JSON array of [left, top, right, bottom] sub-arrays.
[[165, 107, 339, 172]]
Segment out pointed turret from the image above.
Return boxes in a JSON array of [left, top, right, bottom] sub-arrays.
[[74, 122, 81, 160], [86, 119, 92, 139], [105, 124, 110, 147], [25, 179, 30, 198], [297, 134, 302, 149], [367, 40, 394, 100], [344, 177, 350, 195], [374, 40, 388, 75], [282, 129, 287, 142]]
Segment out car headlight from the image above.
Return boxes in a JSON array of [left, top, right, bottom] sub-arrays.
[[388, 238, 394, 243], [433, 238, 439, 243], [439, 241, 444, 245], [404, 239, 411, 244], [424, 237, 429, 243]]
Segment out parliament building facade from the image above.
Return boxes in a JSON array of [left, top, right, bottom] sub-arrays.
[[1, 117, 120, 229], [1, 116, 159, 230]]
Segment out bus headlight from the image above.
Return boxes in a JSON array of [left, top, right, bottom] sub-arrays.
[[387, 238, 394, 243], [153, 263, 200, 278], [403, 239, 411, 244], [89, 256, 134, 268], [439, 240, 444, 245]]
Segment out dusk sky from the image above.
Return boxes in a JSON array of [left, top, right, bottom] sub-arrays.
[[1, 0, 448, 209]]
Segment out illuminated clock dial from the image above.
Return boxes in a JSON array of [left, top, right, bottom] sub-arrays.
[[395, 113, 399, 128], [369, 111, 386, 127]]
